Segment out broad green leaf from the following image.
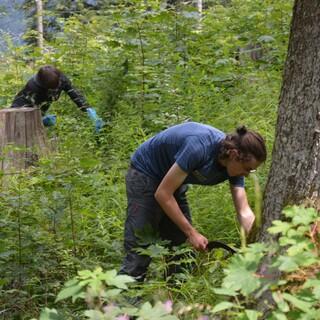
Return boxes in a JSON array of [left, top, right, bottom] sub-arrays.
[[268, 221, 292, 235], [282, 206, 299, 218], [303, 279, 320, 299], [282, 293, 313, 313], [104, 288, 122, 298], [211, 302, 235, 313], [213, 287, 238, 296], [78, 279, 93, 287], [287, 241, 312, 256], [291, 252, 317, 268], [287, 228, 309, 238], [245, 309, 261, 320], [271, 312, 288, 320], [100, 269, 117, 281], [84, 310, 105, 319], [78, 269, 95, 279], [55, 284, 82, 302], [279, 236, 298, 246], [272, 291, 290, 312], [292, 208, 318, 226], [282, 206, 318, 224], [63, 278, 78, 287], [137, 301, 178, 319], [71, 291, 85, 303], [138, 244, 170, 258], [246, 243, 269, 255], [276, 255, 298, 272], [102, 272, 135, 289], [222, 255, 261, 295], [241, 243, 268, 263], [88, 278, 103, 294], [39, 308, 63, 320]]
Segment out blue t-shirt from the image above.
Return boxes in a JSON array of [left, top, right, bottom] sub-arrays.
[[131, 122, 244, 187]]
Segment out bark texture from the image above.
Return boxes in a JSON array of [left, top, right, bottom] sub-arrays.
[[35, 0, 44, 51], [0, 108, 48, 173], [259, 0, 320, 242]]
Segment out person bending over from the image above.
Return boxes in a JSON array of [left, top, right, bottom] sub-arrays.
[[120, 121, 267, 281], [11, 65, 103, 132]]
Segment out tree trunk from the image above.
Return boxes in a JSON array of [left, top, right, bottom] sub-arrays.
[[0, 108, 48, 173], [197, 0, 202, 14], [35, 0, 44, 51], [254, 2, 320, 315], [259, 0, 320, 239]]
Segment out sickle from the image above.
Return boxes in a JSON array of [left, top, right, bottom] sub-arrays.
[[206, 240, 237, 254]]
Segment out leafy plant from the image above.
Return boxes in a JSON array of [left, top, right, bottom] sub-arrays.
[[210, 206, 320, 319], [0, 0, 294, 318], [37, 267, 179, 320]]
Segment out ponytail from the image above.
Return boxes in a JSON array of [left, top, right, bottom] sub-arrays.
[[219, 126, 267, 162]]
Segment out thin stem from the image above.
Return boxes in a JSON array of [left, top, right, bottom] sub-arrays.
[[137, 23, 145, 107], [17, 180, 22, 284], [240, 226, 247, 249], [68, 190, 77, 260], [251, 173, 262, 228]]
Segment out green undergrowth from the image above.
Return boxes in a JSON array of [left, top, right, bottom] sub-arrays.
[[0, 0, 294, 318], [32, 206, 320, 320]]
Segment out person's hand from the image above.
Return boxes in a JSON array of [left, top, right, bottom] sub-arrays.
[[87, 107, 104, 133], [238, 210, 255, 234], [94, 118, 104, 133], [42, 114, 56, 127], [86, 107, 98, 121], [187, 229, 208, 251]]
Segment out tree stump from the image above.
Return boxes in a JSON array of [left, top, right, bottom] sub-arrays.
[[0, 108, 48, 173]]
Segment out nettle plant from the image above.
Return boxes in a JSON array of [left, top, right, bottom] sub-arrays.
[[211, 206, 320, 319], [36, 206, 319, 320], [36, 268, 179, 320]]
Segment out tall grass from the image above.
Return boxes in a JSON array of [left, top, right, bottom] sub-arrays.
[[0, 0, 293, 317]]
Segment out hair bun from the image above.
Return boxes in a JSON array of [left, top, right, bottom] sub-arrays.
[[236, 125, 247, 136]]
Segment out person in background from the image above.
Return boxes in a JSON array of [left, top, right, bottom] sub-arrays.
[[120, 122, 267, 281], [11, 65, 103, 132]]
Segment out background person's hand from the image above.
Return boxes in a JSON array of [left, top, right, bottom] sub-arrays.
[[94, 118, 104, 133], [42, 114, 56, 127], [187, 229, 208, 251], [87, 107, 104, 133]]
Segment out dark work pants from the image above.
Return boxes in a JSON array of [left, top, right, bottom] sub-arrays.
[[119, 167, 191, 281]]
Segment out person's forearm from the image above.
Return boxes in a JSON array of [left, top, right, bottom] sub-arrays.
[[235, 199, 255, 227], [230, 185, 255, 233], [234, 199, 255, 233], [64, 83, 89, 110], [155, 191, 195, 236]]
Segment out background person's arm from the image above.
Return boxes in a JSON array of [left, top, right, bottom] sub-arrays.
[[11, 78, 38, 108], [62, 75, 104, 132], [230, 185, 255, 233], [154, 163, 208, 250], [61, 74, 90, 111]]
